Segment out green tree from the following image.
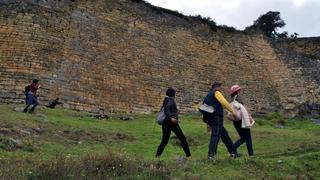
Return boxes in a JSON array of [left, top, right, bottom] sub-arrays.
[[247, 11, 286, 38]]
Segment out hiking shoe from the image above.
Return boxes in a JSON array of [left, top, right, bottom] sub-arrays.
[[208, 155, 215, 161], [23, 108, 28, 113], [230, 153, 241, 158]]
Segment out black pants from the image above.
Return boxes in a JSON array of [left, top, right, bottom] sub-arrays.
[[156, 120, 191, 157], [233, 120, 254, 156], [207, 115, 236, 156]]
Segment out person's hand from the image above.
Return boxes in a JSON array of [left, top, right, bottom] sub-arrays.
[[249, 116, 254, 124], [232, 112, 238, 120], [171, 118, 178, 124], [207, 125, 212, 133], [38, 85, 41, 89]]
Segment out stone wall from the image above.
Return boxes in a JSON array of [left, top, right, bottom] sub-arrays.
[[276, 38, 320, 59], [0, 0, 319, 116], [270, 38, 320, 116]]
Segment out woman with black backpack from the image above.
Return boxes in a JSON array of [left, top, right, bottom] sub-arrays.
[[155, 88, 191, 158]]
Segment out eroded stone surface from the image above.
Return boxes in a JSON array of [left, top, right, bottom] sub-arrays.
[[0, 0, 319, 116]]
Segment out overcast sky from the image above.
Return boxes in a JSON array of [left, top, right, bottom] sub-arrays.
[[145, 0, 320, 37]]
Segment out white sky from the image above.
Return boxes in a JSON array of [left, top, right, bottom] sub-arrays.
[[145, 0, 320, 37]]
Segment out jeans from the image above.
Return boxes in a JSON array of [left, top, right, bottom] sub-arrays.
[[156, 120, 191, 157], [233, 120, 254, 156], [24, 92, 39, 112], [207, 115, 236, 156]]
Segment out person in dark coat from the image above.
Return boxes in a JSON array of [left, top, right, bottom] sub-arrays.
[[202, 82, 240, 160], [156, 88, 191, 158]]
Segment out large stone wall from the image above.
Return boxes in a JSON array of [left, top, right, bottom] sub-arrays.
[[270, 38, 320, 116], [0, 0, 319, 116]]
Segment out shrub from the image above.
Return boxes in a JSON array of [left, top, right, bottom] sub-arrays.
[[219, 25, 239, 32], [191, 15, 217, 31]]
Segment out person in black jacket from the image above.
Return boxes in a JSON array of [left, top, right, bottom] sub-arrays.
[[202, 82, 240, 160], [156, 88, 191, 158]]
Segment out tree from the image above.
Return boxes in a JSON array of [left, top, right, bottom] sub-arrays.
[[277, 31, 288, 39], [290, 32, 299, 38], [247, 11, 286, 38]]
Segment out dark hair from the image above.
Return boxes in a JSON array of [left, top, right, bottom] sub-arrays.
[[211, 82, 222, 89], [166, 88, 176, 97], [32, 79, 39, 84], [231, 90, 240, 97]]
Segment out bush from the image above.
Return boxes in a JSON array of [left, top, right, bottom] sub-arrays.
[[219, 25, 239, 32], [191, 15, 217, 31]]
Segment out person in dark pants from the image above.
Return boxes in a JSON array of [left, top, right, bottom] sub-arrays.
[[156, 88, 191, 158], [230, 85, 254, 156], [202, 82, 240, 160], [23, 79, 41, 113]]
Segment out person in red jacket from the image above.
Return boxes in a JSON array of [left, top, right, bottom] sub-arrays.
[[23, 79, 41, 113]]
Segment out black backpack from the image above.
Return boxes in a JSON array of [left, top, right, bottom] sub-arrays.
[[24, 85, 31, 95]]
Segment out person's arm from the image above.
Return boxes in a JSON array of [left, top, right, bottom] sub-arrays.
[[164, 98, 178, 123], [215, 91, 236, 115]]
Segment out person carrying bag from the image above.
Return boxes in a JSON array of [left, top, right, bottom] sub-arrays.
[[155, 88, 191, 158]]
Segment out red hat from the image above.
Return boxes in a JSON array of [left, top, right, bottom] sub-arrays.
[[230, 85, 241, 95]]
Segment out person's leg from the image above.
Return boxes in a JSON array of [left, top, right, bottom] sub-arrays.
[[220, 126, 237, 155], [208, 116, 222, 157], [23, 93, 33, 112], [29, 96, 39, 113], [156, 122, 172, 157], [172, 123, 191, 157], [243, 128, 254, 156], [234, 138, 245, 149], [233, 121, 246, 148]]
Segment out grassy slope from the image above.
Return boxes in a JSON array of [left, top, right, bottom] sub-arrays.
[[0, 104, 319, 179]]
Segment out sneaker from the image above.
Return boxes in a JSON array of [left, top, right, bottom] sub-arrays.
[[208, 156, 213, 161], [230, 153, 241, 158]]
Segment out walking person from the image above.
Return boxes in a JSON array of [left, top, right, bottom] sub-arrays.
[[23, 79, 41, 113], [201, 82, 240, 160], [156, 88, 191, 158], [228, 85, 254, 156]]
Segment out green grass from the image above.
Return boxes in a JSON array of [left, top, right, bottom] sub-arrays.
[[0, 104, 319, 179]]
